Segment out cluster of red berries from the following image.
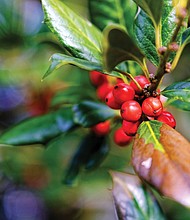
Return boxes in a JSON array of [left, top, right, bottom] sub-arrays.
[[89, 71, 176, 147]]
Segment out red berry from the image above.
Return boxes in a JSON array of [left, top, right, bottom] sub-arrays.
[[96, 83, 113, 101], [91, 121, 110, 136], [105, 91, 121, 109], [142, 97, 163, 117], [114, 127, 132, 146], [89, 71, 108, 87], [130, 75, 150, 94], [157, 111, 176, 128], [113, 83, 135, 105], [122, 120, 140, 136], [120, 100, 142, 122], [116, 78, 124, 84]]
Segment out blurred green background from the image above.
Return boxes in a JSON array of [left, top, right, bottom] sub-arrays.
[[0, 0, 190, 219]]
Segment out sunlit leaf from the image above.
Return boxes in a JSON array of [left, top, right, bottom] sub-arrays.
[[89, 0, 137, 36], [0, 107, 75, 145], [103, 26, 145, 72], [73, 101, 115, 127], [132, 120, 190, 207], [42, 0, 102, 63], [43, 53, 103, 79], [162, 79, 190, 111], [111, 171, 166, 220]]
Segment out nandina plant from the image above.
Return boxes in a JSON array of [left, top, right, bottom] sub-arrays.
[[1, 0, 190, 218]]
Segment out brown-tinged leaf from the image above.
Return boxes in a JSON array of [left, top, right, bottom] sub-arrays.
[[110, 171, 166, 220], [132, 120, 190, 207]]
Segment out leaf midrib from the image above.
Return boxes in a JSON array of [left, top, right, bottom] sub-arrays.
[[146, 122, 165, 152]]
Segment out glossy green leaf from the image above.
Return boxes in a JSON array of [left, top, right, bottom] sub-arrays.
[[51, 86, 94, 107], [111, 171, 166, 220], [161, 0, 186, 62], [42, 0, 102, 63], [137, 120, 164, 152], [88, 0, 137, 36], [103, 26, 145, 72], [133, 0, 163, 26], [43, 53, 103, 79], [0, 107, 75, 145], [133, 121, 190, 207], [134, 10, 159, 66], [64, 133, 108, 185], [162, 80, 190, 110], [73, 101, 115, 127]]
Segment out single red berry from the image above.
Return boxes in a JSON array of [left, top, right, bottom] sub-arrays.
[[91, 120, 110, 136], [142, 97, 163, 117], [113, 127, 132, 146], [122, 120, 140, 136], [96, 83, 113, 101], [120, 100, 142, 122], [130, 75, 150, 94], [105, 91, 121, 109], [89, 70, 108, 87], [156, 111, 176, 128], [113, 83, 135, 105]]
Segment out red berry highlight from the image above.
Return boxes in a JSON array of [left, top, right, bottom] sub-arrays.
[[142, 97, 163, 117], [105, 91, 121, 109], [91, 121, 110, 136], [157, 111, 176, 128], [122, 120, 140, 136], [113, 83, 135, 105], [114, 127, 132, 146], [120, 100, 142, 122], [89, 71, 108, 87], [130, 75, 150, 94]]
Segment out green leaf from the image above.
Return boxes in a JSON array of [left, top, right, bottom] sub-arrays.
[[182, 27, 190, 44], [137, 120, 164, 152], [43, 53, 103, 79], [73, 101, 115, 127], [111, 171, 166, 220], [161, 0, 186, 62], [103, 26, 145, 72], [88, 0, 137, 36], [162, 80, 190, 111], [134, 10, 159, 66], [172, 28, 190, 70], [42, 0, 102, 63], [133, 0, 163, 26], [51, 86, 94, 107], [133, 121, 190, 207], [85, 137, 109, 170], [64, 133, 108, 185], [0, 107, 75, 145]]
